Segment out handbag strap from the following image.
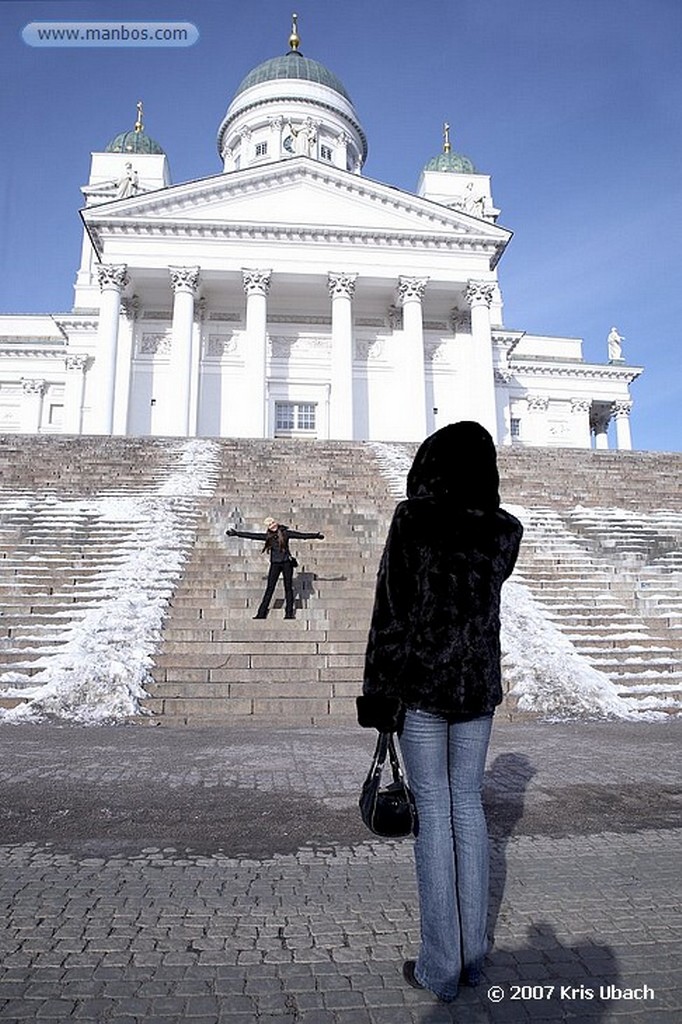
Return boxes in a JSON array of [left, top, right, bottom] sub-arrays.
[[370, 732, 406, 785]]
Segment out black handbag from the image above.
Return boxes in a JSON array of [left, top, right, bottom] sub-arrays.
[[359, 732, 418, 838]]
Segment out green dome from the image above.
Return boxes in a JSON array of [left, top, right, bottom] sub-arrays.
[[235, 51, 351, 102], [105, 129, 165, 155], [423, 151, 476, 174]]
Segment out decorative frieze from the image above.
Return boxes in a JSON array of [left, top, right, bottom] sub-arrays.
[[142, 311, 172, 321], [270, 314, 332, 325], [204, 335, 238, 358], [269, 335, 331, 358], [138, 332, 172, 356], [209, 311, 241, 322], [425, 341, 448, 363], [354, 337, 385, 360]]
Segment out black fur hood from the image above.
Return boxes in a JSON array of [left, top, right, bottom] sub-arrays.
[[406, 420, 500, 509], [358, 423, 523, 730]]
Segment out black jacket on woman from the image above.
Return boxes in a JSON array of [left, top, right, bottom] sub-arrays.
[[228, 526, 322, 563], [357, 422, 523, 732]]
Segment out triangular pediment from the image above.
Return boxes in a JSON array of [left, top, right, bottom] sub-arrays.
[[83, 158, 510, 247]]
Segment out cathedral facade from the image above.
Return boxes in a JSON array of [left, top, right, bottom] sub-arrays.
[[0, 20, 641, 448]]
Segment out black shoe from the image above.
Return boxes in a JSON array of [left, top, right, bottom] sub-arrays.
[[402, 960, 424, 991], [284, 613, 295, 619], [253, 613, 267, 619], [461, 970, 482, 987], [403, 960, 459, 1002]]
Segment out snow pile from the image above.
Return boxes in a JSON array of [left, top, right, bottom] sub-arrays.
[[0, 440, 222, 725], [500, 580, 655, 719], [368, 442, 657, 721]]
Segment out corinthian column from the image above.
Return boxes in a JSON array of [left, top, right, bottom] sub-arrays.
[[464, 280, 498, 441], [242, 269, 271, 437], [95, 263, 129, 434], [168, 267, 200, 436], [398, 276, 428, 440], [328, 272, 357, 439], [613, 401, 633, 451]]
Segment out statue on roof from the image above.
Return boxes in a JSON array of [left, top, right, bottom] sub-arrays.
[[115, 162, 140, 199], [607, 326, 625, 362]]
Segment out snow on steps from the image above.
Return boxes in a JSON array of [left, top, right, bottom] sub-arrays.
[[0, 436, 681, 724]]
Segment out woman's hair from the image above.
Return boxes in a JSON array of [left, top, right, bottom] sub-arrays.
[[262, 526, 287, 553]]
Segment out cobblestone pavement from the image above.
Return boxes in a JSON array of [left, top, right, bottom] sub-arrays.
[[0, 719, 680, 1023]]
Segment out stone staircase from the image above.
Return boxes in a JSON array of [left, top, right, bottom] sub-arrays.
[[145, 440, 394, 724], [0, 436, 681, 724], [511, 507, 682, 714], [0, 436, 216, 716]]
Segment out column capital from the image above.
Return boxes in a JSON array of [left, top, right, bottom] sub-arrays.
[[570, 399, 592, 415], [21, 377, 47, 395], [527, 395, 550, 413], [97, 264, 129, 292], [169, 266, 200, 294], [465, 280, 495, 308], [449, 306, 471, 333], [242, 268, 272, 296], [65, 354, 89, 373], [613, 400, 633, 418], [121, 294, 140, 321], [590, 407, 612, 433], [398, 276, 428, 305], [328, 272, 357, 299]]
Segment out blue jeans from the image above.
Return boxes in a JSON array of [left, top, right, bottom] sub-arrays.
[[399, 707, 493, 1001]]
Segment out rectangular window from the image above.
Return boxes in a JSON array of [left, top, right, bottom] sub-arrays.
[[297, 403, 316, 430], [320, 144, 333, 162], [275, 402, 295, 432], [275, 402, 316, 435], [510, 417, 521, 439], [255, 141, 268, 157], [48, 404, 64, 427]]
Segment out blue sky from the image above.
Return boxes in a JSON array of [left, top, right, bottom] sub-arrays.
[[1, 0, 680, 451]]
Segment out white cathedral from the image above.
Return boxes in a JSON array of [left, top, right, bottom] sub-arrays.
[[0, 17, 641, 449]]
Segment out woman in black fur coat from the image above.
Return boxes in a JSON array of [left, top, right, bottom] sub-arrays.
[[357, 422, 523, 1002]]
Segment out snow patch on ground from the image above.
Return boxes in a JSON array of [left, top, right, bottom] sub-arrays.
[[0, 440, 221, 725]]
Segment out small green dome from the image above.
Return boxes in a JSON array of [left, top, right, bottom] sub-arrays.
[[235, 51, 351, 102], [423, 151, 476, 174], [105, 129, 165, 155]]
